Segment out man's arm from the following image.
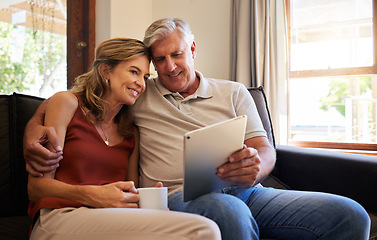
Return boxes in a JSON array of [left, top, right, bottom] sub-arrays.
[[23, 99, 63, 177], [217, 136, 276, 188]]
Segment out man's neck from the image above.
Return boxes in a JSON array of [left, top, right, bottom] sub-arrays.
[[179, 75, 200, 98]]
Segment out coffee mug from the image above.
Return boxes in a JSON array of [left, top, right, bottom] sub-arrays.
[[137, 187, 168, 210]]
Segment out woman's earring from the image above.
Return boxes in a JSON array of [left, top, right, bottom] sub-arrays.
[[106, 78, 110, 85]]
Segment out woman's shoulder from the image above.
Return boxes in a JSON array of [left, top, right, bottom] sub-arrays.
[[48, 91, 78, 111]]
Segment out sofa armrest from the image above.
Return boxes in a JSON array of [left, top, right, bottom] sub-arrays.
[[275, 144, 377, 214]]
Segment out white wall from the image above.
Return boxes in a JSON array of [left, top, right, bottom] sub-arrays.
[[96, 0, 153, 43], [96, 0, 231, 80]]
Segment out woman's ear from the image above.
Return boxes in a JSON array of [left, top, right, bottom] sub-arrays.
[[99, 63, 110, 79]]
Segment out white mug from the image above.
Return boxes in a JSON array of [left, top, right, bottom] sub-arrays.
[[137, 187, 168, 210]]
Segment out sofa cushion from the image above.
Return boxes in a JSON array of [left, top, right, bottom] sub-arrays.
[[370, 212, 377, 240], [247, 86, 275, 147], [0, 93, 43, 217], [0, 95, 11, 217], [248, 86, 281, 181], [0, 216, 31, 240]]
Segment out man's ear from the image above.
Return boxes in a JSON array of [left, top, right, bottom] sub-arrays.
[[191, 41, 197, 59]]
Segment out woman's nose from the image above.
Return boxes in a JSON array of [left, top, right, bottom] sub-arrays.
[[137, 77, 146, 90]]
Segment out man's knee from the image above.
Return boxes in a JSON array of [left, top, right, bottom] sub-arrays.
[[188, 193, 251, 219], [319, 194, 371, 239], [340, 197, 370, 237], [187, 193, 259, 239]]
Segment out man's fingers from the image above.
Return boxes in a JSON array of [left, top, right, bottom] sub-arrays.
[[44, 127, 62, 152], [229, 146, 257, 163], [218, 171, 258, 189], [26, 163, 43, 177], [218, 157, 257, 175], [28, 160, 60, 173], [32, 142, 63, 162]]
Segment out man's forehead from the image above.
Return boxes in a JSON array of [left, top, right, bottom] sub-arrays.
[[151, 41, 187, 58], [150, 31, 189, 56]]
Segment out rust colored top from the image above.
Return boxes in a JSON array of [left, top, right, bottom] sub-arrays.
[[28, 100, 135, 220]]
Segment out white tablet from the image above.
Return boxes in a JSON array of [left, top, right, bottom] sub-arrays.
[[183, 115, 247, 202]]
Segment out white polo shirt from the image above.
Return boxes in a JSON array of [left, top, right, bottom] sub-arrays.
[[132, 71, 266, 194]]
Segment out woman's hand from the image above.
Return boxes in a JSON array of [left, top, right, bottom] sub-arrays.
[[79, 181, 139, 208]]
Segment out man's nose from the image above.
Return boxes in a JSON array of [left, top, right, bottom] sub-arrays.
[[165, 57, 176, 72]]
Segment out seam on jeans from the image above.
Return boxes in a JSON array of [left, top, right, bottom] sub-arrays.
[[251, 192, 322, 238], [250, 190, 286, 219]]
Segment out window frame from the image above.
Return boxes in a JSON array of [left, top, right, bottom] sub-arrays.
[[286, 0, 377, 153], [67, 0, 95, 88]]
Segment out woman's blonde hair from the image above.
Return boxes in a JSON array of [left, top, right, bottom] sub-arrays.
[[70, 38, 150, 136]]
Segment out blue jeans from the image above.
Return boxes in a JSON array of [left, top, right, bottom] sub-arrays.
[[168, 186, 370, 240]]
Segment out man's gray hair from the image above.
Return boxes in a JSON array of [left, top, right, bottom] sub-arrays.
[[143, 18, 195, 48]]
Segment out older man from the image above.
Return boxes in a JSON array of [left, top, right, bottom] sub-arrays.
[[24, 18, 370, 240]]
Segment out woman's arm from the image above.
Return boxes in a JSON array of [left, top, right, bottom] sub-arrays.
[[27, 92, 139, 208], [126, 126, 140, 187], [28, 176, 139, 208], [23, 98, 63, 176], [27, 91, 78, 198]]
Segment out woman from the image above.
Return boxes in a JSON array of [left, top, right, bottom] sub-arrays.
[[27, 38, 221, 240]]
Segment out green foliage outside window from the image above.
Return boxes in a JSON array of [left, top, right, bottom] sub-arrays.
[[0, 21, 66, 96], [320, 77, 372, 117]]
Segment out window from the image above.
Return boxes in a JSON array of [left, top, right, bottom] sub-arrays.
[[0, 0, 95, 98], [287, 0, 377, 152], [0, 0, 67, 98]]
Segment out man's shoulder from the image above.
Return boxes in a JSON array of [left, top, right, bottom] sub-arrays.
[[145, 77, 158, 87], [205, 77, 245, 91], [140, 77, 159, 96], [134, 77, 160, 109]]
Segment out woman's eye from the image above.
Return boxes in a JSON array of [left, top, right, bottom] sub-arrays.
[[131, 70, 138, 75]]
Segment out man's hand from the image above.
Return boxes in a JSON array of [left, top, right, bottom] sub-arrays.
[[216, 136, 276, 188], [217, 145, 261, 188], [24, 125, 62, 177]]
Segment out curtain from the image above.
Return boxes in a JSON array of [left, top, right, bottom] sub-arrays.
[[231, 0, 289, 144]]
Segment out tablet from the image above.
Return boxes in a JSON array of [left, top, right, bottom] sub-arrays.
[[183, 115, 247, 202]]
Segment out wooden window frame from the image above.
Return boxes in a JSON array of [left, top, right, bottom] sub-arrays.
[[67, 0, 95, 88], [286, 0, 377, 153]]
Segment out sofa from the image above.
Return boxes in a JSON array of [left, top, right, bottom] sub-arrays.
[[0, 89, 376, 240]]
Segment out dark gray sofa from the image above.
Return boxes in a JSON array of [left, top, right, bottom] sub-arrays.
[[0, 89, 376, 239], [0, 93, 43, 240]]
